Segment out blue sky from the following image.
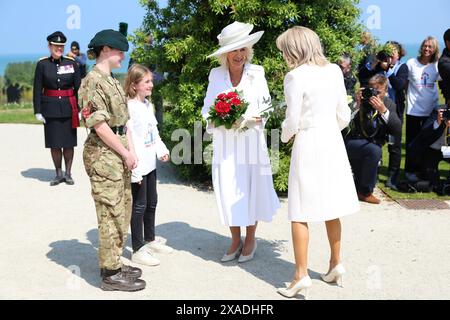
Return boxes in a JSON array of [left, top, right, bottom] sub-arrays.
[[359, 0, 449, 45], [0, 0, 448, 55]]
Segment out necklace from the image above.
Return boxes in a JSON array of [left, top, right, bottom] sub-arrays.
[[229, 68, 244, 87]]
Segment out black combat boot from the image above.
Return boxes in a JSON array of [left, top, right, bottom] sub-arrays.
[[100, 265, 142, 280], [100, 269, 146, 292]]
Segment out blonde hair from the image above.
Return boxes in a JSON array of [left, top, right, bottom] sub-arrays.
[[418, 36, 440, 63], [124, 64, 152, 98], [218, 47, 254, 67], [276, 26, 328, 70]]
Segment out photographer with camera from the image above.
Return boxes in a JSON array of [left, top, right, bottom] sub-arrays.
[[407, 106, 450, 192], [438, 29, 450, 105], [357, 42, 408, 190], [344, 74, 402, 204]]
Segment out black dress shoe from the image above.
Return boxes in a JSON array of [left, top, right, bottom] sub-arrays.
[[100, 265, 142, 280], [50, 176, 64, 186], [64, 174, 74, 185], [101, 272, 146, 292], [121, 264, 142, 279]]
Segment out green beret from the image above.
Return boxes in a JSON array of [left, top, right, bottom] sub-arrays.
[[88, 29, 129, 52]]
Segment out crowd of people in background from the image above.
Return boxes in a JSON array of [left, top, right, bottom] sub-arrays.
[[339, 28, 450, 203], [29, 21, 450, 296]]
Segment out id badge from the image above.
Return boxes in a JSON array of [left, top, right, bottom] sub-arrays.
[[441, 146, 450, 158]]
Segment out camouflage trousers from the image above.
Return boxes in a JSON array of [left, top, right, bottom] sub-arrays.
[[83, 139, 132, 270]]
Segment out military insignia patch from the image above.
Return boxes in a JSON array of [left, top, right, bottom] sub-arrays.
[[82, 103, 92, 120], [57, 65, 75, 74]]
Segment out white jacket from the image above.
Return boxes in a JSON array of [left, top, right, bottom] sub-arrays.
[[128, 98, 169, 183], [281, 63, 359, 222]]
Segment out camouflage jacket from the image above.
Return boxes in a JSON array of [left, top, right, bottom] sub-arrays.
[[78, 65, 129, 146], [78, 66, 130, 128]]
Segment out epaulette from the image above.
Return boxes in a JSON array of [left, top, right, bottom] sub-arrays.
[[64, 55, 75, 61], [39, 57, 48, 61]]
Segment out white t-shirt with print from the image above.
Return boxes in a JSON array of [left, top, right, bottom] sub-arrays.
[[406, 58, 441, 117]]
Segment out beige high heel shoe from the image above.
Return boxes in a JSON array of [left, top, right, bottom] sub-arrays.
[[238, 241, 257, 263], [277, 276, 312, 299], [321, 263, 346, 287], [220, 241, 243, 262]]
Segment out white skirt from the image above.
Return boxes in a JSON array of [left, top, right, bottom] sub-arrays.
[[211, 126, 280, 226], [287, 126, 360, 222]]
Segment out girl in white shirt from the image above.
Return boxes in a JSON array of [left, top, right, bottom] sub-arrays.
[[404, 37, 441, 181], [125, 64, 172, 267]]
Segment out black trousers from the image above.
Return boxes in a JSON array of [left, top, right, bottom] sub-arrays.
[[345, 139, 382, 195], [422, 148, 449, 186], [131, 170, 158, 252], [405, 115, 429, 173], [387, 129, 402, 175]]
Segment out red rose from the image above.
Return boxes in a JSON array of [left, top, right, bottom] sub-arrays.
[[226, 91, 238, 99], [215, 101, 231, 114], [217, 93, 227, 100], [230, 97, 241, 106]]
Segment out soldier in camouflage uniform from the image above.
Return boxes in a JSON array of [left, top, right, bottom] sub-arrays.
[[79, 29, 145, 292]]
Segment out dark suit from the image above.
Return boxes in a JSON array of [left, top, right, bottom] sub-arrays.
[[438, 48, 450, 103], [33, 56, 81, 118], [408, 109, 450, 185], [345, 96, 401, 195]]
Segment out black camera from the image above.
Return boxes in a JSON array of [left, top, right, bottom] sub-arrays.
[[375, 50, 393, 70], [376, 50, 391, 62], [361, 87, 379, 101], [442, 107, 450, 121]]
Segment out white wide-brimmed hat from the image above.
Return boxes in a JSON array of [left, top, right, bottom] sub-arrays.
[[207, 21, 264, 58]]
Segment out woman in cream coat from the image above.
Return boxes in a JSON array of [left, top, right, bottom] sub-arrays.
[[276, 26, 359, 298], [202, 22, 280, 263]]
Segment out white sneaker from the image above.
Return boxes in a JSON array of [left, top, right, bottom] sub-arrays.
[[131, 246, 160, 266], [154, 236, 167, 244], [145, 240, 174, 254]]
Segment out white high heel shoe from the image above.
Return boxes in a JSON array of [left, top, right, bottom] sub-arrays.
[[321, 263, 346, 287], [220, 241, 243, 262], [238, 241, 257, 263], [277, 276, 312, 299]]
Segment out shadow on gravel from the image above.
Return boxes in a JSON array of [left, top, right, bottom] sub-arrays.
[[46, 229, 134, 289], [47, 236, 100, 288], [21, 168, 55, 182], [156, 221, 321, 296]]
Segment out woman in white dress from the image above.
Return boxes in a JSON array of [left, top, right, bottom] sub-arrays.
[[202, 21, 280, 263], [275, 26, 359, 298]]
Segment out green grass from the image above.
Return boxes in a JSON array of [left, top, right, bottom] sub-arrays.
[[0, 108, 40, 124]]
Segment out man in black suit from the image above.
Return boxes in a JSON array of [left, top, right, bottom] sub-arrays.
[[408, 107, 450, 189], [438, 29, 450, 105], [344, 74, 402, 204]]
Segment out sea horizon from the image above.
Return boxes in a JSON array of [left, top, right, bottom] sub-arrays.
[[0, 52, 132, 76], [0, 43, 427, 77]]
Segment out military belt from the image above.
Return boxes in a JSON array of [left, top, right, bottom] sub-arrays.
[[91, 126, 127, 136], [111, 126, 127, 135]]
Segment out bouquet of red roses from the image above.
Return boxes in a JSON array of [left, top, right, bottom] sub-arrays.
[[207, 90, 248, 129]]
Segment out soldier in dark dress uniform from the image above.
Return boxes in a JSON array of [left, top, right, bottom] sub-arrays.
[[33, 31, 81, 186]]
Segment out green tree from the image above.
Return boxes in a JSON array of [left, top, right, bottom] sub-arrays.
[[4, 61, 37, 90], [131, 0, 364, 190]]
